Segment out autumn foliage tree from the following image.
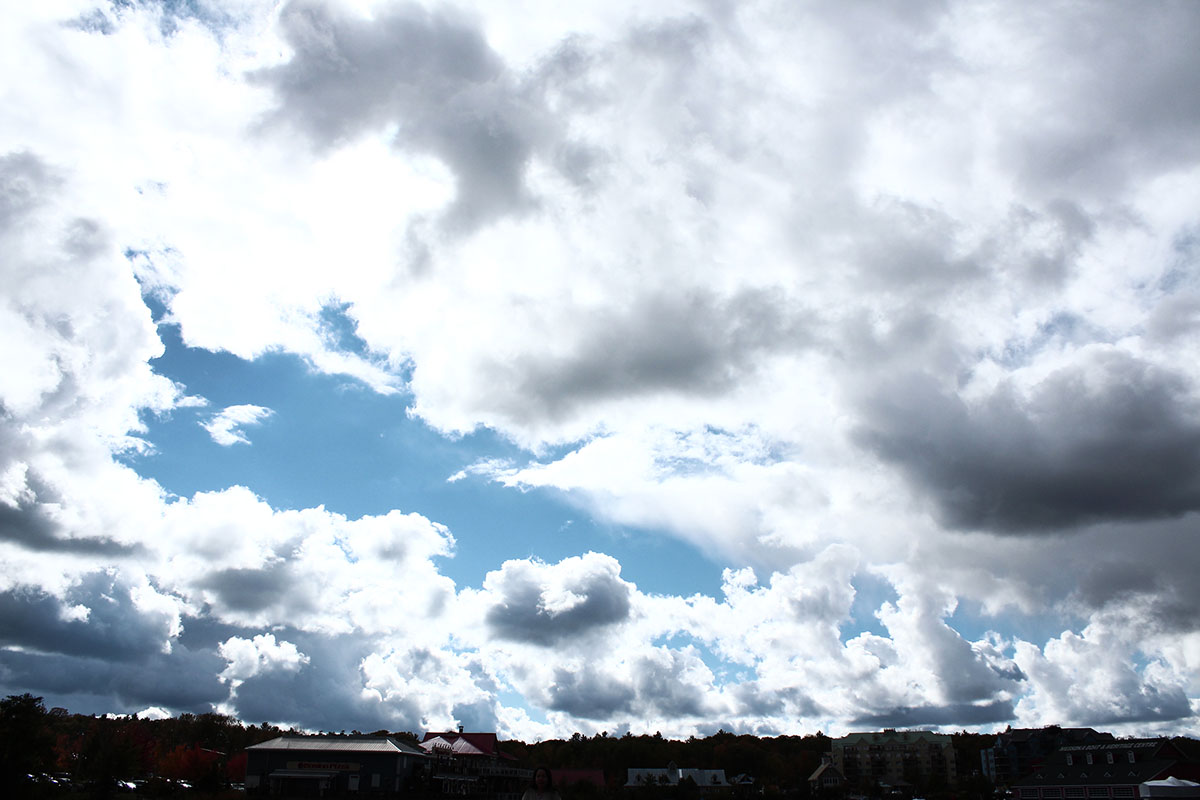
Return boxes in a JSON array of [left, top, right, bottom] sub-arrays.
[[159, 743, 223, 790]]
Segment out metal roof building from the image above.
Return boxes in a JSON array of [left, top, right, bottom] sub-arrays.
[[1012, 739, 1200, 800], [245, 735, 428, 796]]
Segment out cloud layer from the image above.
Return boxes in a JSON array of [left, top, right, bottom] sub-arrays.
[[1, 0, 1198, 739]]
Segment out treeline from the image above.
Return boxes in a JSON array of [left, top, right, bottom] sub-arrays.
[[505, 729, 994, 797], [0, 693, 995, 798], [511, 730, 832, 792], [0, 693, 284, 796]]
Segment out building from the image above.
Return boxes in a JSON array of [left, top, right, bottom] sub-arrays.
[[552, 768, 607, 792], [244, 735, 428, 796], [831, 730, 956, 790], [984, 728, 1116, 786], [809, 755, 846, 797], [626, 761, 730, 792], [1011, 738, 1200, 800], [420, 731, 530, 800]]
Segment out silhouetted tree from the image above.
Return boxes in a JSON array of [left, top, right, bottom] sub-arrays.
[[0, 694, 54, 793]]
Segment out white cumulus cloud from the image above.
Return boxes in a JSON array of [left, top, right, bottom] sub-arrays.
[[201, 404, 275, 446]]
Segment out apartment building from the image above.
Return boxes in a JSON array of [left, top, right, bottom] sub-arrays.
[[832, 729, 957, 790]]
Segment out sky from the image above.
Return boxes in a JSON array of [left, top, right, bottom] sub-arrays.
[[2, 0, 1200, 742]]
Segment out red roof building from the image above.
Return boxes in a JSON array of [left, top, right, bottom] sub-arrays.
[[421, 732, 518, 760], [420, 731, 529, 800]]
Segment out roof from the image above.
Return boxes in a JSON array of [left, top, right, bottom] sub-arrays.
[[1003, 728, 1113, 745], [1014, 759, 1176, 788], [1010, 737, 1200, 789], [686, 769, 729, 786], [625, 767, 728, 787], [1061, 740, 1172, 753], [809, 763, 845, 783], [627, 768, 672, 786], [247, 736, 427, 756], [1147, 779, 1200, 787], [836, 730, 952, 746], [421, 732, 516, 760]]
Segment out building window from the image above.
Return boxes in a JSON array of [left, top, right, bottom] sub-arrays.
[[1127, 753, 1135, 764], [1066, 788, 1086, 798], [1067, 756, 1074, 766], [1088, 788, 1107, 797], [1106, 754, 1114, 765], [1086, 754, 1093, 765], [1045, 789, 1062, 798]]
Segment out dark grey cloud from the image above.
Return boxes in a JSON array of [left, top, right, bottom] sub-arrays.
[[729, 682, 820, 718], [255, 0, 544, 232], [231, 633, 415, 732], [451, 698, 498, 733], [0, 500, 138, 555], [997, 2, 1200, 201], [855, 352, 1200, 532], [486, 568, 632, 646], [488, 288, 810, 425], [1075, 562, 1160, 610], [0, 470, 140, 555], [1080, 685, 1194, 727], [0, 573, 176, 661], [1066, 518, 1200, 634], [0, 643, 227, 712], [1147, 292, 1200, 343], [175, 613, 261, 652], [62, 217, 108, 260], [536, 650, 715, 722], [631, 652, 712, 718], [851, 200, 985, 294], [852, 699, 1015, 728], [547, 665, 635, 719], [202, 564, 310, 614], [921, 629, 1021, 706], [0, 574, 225, 712]]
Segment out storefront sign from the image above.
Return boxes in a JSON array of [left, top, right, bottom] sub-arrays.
[[288, 761, 359, 771]]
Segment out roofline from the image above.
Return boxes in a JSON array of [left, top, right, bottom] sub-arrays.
[[246, 735, 429, 756]]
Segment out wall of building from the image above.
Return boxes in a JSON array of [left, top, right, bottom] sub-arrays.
[[245, 745, 422, 796]]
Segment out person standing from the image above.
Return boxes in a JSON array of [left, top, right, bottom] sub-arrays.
[[522, 767, 562, 800]]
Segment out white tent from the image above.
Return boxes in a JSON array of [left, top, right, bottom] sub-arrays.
[[1140, 777, 1200, 798]]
